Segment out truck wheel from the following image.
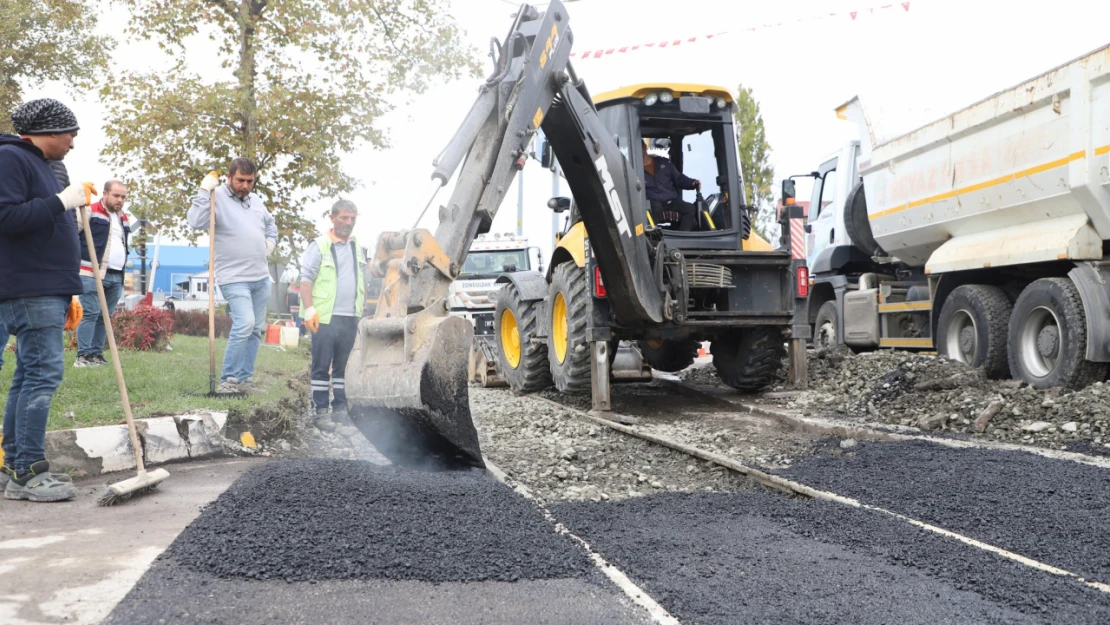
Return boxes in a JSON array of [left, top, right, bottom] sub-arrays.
[[936, 285, 1012, 379], [636, 339, 701, 372], [494, 282, 551, 393], [711, 327, 786, 393], [843, 182, 885, 257], [547, 262, 592, 393], [1008, 278, 1106, 389], [813, 301, 838, 350]]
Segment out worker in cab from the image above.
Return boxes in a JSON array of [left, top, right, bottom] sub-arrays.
[[642, 140, 700, 231]]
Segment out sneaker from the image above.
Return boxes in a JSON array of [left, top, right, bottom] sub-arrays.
[[237, 379, 265, 395], [73, 355, 93, 368], [4, 461, 76, 502], [217, 378, 241, 394], [92, 354, 109, 366]]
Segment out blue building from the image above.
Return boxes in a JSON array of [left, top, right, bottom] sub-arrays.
[[136, 244, 211, 298]]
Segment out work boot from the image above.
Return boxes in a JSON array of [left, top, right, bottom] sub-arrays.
[[0, 463, 70, 488], [218, 377, 240, 394], [4, 461, 77, 502], [314, 408, 336, 432]]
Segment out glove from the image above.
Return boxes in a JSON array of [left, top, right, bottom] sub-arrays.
[[303, 306, 319, 333], [57, 182, 97, 210], [200, 171, 220, 192], [266, 241, 275, 257], [64, 296, 83, 331]]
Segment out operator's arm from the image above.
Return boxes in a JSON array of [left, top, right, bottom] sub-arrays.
[[674, 166, 699, 191], [0, 152, 67, 235]]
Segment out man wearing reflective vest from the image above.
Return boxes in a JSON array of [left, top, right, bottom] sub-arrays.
[[299, 199, 364, 427]]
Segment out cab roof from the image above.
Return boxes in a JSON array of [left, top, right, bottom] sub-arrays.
[[592, 83, 736, 106]]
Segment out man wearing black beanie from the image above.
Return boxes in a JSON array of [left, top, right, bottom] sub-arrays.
[[0, 98, 93, 502]]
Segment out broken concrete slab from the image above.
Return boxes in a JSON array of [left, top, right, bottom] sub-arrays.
[[47, 412, 230, 477]]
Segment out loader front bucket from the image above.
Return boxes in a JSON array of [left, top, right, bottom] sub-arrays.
[[346, 310, 484, 471]]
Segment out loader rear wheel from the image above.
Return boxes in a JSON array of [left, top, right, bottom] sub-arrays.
[[711, 327, 786, 393], [637, 339, 701, 372], [547, 262, 592, 393], [494, 283, 551, 393]]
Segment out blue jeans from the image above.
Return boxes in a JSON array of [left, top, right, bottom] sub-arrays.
[[220, 279, 271, 383], [0, 321, 8, 370], [77, 272, 124, 358], [0, 296, 67, 473]]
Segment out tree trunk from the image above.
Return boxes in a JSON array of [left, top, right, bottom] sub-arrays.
[[237, 0, 258, 159]]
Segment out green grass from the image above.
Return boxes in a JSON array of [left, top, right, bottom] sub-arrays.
[[0, 334, 310, 430]]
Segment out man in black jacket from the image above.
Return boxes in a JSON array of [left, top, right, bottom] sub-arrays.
[[0, 98, 92, 502]]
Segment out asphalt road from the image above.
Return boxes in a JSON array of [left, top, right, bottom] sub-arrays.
[[103, 459, 651, 625], [0, 457, 266, 625], [779, 438, 1110, 584]]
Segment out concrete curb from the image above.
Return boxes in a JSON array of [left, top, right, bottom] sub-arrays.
[[42, 411, 229, 477]]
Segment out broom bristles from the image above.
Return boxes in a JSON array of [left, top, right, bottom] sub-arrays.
[[96, 468, 170, 507]]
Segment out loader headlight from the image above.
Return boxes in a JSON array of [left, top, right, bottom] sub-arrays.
[[716, 98, 727, 109], [643, 93, 659, 106], [658, 91, 674, 103]]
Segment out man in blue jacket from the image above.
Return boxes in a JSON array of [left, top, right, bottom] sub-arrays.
[[643, 141, 701, 231], [0, 99, 93, 502]]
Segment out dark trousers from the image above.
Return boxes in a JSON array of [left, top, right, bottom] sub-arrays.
[[650, 199, 698, 231], [310, 315, 359, 413]]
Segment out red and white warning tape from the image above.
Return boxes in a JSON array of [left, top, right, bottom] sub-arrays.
[[573, 2, 911, 60]]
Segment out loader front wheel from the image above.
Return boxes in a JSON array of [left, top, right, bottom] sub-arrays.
[[547, 262, 592, 393], [711, 327, 786, 393], [494, 283, 551, 393], [637, 339, 701, 372]]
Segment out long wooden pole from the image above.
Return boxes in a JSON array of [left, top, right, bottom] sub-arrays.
[[80, 206, 146, 476], [208, 189, 217, 394]]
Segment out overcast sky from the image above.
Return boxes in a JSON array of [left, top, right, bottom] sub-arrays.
[[24, 0, 1110, 270]]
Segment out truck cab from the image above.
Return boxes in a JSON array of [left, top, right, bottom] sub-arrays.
[[449, 234, 537, 337]]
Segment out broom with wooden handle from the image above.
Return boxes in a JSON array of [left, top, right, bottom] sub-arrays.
[[79, 201, 170, 506]]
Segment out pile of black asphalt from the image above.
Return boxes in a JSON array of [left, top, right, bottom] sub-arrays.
[[553, 490, 1110, 625], [777, 438, 1110, 585], [105, 459, 650, 625]]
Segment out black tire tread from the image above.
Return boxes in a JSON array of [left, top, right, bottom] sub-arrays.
[[548, 263, 592, 393], [637, 339, 701, 373], [712, 327, 786, 393], [1008, 277, 1106, 389], [813, 300, 838, 350], [936, 284, 1012, 380], [494, 282, 551, 393]]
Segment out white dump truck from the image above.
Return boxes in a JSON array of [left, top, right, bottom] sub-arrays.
[[449, 233, 539, 387], [795, 43, 1110, 389]]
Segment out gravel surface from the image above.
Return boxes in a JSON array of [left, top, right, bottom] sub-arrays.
[[681, 346, 1110, 455], [471, 386, 756, 504], [554, 491, 1110, 624], [778, 438, 1110, 584], [160, 459, 592, 583]]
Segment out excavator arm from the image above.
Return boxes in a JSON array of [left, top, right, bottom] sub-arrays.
[[346, 1, 662, 469]]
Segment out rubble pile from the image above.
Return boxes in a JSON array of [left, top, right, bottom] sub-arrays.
[[683, 347, 1110, 454]]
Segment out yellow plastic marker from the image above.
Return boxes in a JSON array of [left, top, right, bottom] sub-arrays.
[[240, 432, 257, 449]]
